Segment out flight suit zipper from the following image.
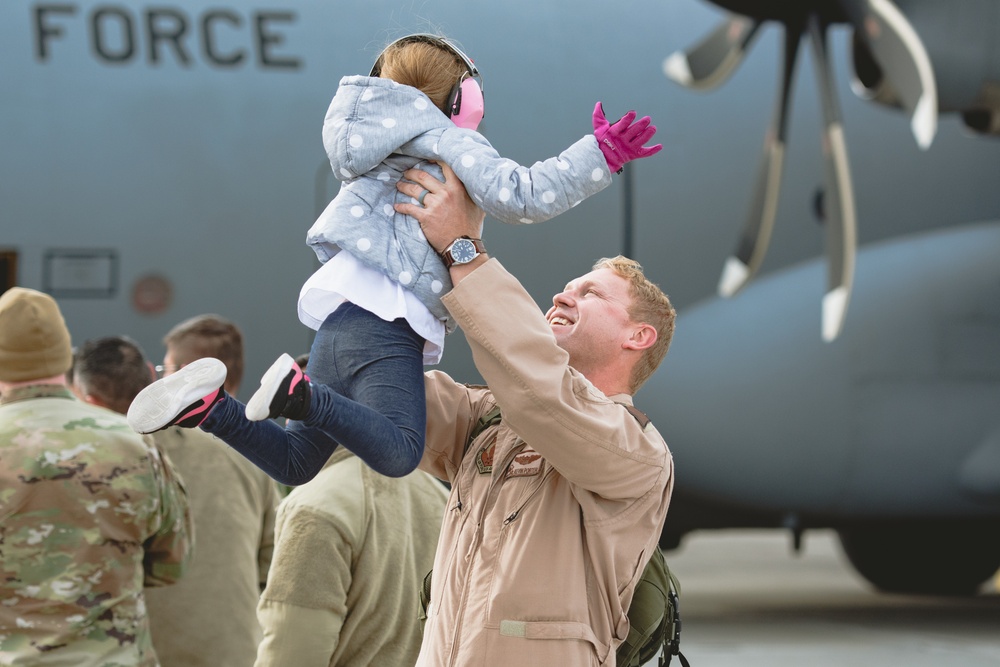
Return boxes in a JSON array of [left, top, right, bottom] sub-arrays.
[[447, 442, 525, 665], [503, 467, 555, 525]]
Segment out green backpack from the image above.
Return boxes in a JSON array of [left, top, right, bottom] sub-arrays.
[[618, 546, 688, 667], [420, 406, 689, 667]]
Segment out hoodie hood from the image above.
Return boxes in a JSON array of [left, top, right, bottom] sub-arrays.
[[323, 75, 452, 179]]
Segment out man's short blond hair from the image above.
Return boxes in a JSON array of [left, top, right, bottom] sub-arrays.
[[593, 256, 675, 393], [163, 314, 244, 394]]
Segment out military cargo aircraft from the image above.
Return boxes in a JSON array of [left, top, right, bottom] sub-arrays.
[[2, 0, 999, 595]]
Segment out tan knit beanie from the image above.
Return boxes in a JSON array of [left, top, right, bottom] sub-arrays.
[[0, 287, 73, 382]]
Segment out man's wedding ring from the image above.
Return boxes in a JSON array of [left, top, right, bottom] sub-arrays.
[[418, 189, 430, 206]]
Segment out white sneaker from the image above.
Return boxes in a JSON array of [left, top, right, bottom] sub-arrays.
[[127, 358, 227, 434], [245, 353, 311, 422]]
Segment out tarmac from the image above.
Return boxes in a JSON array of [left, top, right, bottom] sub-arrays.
[[646, 529, 1000, 667]]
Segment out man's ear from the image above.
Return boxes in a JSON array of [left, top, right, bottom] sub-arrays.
[[623, 323, 657, 352], [82, 393, 107, 408], [68, 383, 89, 403]]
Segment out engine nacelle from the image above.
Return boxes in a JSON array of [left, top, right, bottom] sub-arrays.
[[849, 32, 901, 109], [962, 81, 1000, 135], [962, 109, 1000, 135], [850, 15, 1000, 134]]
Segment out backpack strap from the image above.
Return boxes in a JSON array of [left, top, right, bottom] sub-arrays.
[[660, 569, 689, 667], [621, 403, 651, 429], [467, 405, 502, 452]]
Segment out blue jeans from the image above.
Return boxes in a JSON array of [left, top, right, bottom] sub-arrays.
[[201, 302, 426, 485]]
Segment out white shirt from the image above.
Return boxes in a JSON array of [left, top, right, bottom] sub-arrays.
[[298, 252, 445, 365]]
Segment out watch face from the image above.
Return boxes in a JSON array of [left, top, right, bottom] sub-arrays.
[[450, 238, 477, 264]]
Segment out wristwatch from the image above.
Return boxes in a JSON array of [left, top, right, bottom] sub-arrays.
[[441, 236, 486, 268]]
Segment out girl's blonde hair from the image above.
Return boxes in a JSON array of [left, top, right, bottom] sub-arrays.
[[376, 37, 468, 114]]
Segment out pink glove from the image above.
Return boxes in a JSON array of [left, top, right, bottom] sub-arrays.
[[592, 102, 663, 174]]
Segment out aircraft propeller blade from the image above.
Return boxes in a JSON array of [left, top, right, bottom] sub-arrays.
[[717, 21, 803, 298], [837, 0, 937, 148], [663, 15, 762, 90], [808, 16, 858, 342]]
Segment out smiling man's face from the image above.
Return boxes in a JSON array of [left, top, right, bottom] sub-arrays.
[[544, 268, 637, 379]]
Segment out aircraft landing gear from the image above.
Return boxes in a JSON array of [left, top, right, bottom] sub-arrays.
[[837, 520, 1000, 596]]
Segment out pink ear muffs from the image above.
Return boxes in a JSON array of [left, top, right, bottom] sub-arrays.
[[448, 76, 485, 131], [372, 34, 485, 130]]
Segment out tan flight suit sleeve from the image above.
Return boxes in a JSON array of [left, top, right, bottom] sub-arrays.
[[440, 259, 668, 501]]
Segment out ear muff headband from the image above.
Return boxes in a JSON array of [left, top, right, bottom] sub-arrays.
[[370, 33, 485, 128]]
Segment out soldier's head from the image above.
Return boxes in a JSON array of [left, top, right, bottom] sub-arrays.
[[161, 314, 244, 394], [544, 256, 675, 396], [0, 287, 73, 388], [71, 336, 153, 415]]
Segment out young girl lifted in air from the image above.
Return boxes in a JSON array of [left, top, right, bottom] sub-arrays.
[[127, 33, 662, 484]]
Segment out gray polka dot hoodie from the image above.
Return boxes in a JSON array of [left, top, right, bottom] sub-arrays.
[[306, 75, 613, 332]]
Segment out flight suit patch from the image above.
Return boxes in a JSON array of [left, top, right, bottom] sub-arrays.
[[506, 449, 543, 478], [475, 437, 496, 475]]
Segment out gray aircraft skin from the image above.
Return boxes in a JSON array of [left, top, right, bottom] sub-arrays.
[[658, 0, 1000, 595], [3, 0, 1000, 594]]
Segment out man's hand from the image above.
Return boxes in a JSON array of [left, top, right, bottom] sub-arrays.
[[396, 162, 486, 255]]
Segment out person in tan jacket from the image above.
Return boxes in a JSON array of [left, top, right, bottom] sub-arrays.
[[123, 158, 675, 665], [395, 162, 677, 667], [253, 447, 448, 667]]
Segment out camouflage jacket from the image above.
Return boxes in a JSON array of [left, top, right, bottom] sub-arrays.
[[0, 385, 194, 666]]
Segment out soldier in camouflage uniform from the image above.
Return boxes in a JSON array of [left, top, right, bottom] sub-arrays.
[[72, 328, 279, 667], [0, 287, 193, 666]]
